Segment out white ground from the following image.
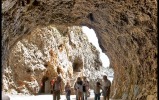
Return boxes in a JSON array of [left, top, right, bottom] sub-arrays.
[[5, 90, 121, 100]]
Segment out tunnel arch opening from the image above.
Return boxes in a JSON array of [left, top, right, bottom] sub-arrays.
[[2, 0, 157, 99], [82, 26, 114, 82], [3, 25, 115, 96]]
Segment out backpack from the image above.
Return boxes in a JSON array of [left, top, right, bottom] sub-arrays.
[[83, 85, 86, 92], [83, 81, 89, 92]]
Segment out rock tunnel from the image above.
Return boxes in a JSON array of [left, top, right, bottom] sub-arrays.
[[2, 0, 157, 99]]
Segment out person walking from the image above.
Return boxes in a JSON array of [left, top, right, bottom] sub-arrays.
[[74, 77, 83, 100], [83, 77, 90, 100], [74, 78, 78, 100], [52, 76, 62, 100], [94, 81, 101, 100], [65, 81, 71, 100], [101, 75, 111, 100]]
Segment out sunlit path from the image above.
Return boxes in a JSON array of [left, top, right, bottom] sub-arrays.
[[8, 95, 121, 100], [9, 95, 76, 100], [6, 90, 122, 100]]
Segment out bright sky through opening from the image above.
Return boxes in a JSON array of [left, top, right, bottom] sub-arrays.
[[82, 26, 110, 68]]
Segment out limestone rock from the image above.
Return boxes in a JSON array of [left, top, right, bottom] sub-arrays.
[[3, 26, 103, 94], [2, 0, 157, 99]]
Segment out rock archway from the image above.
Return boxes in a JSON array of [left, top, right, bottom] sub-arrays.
[[2, 0, 157, 99]]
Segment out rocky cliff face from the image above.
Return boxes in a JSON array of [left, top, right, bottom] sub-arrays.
[[3, 26, 104, 94], [2, 0, 157, 99]]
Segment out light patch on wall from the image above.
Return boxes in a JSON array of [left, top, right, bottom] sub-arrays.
[[82, 26, 110, 68]]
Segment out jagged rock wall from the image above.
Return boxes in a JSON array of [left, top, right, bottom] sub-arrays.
[[3, 26, 104, 94], [2, 0, 157, 99]]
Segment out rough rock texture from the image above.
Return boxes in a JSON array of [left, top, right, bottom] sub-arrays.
[[2, 0, 157, 99], [3, 26, 104, 94]]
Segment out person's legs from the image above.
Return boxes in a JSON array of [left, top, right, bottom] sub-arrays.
[[106, 90, 110, 100], [77, 92, 80, 100], [66, 93, 70, 100], [106, 95, 110, 100], [79, 92, 82, 100], [78, 91, 83, 100], [78, 95, 81, 100], [87, 91, 90, 97], [53, 92, 56, 100], [68, 95, 71, 100], [76, 91, 78, 100], [83, 95, 84, 100], [82, 92, 84, 100], [94, 93, 97, 100], [97, 93, 100, 100], [106, 96, 108, 100], [66, 94, 68, 100], [103, 96, 106, 100], [83, 92, 87, 100], [76, 95, 78, 100], [57, 90, 60, 100], [85, 92, 88, 100]]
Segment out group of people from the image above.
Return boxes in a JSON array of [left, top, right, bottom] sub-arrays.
[[94, 75, 111, 100], [50, 75, 111, 100], [74, 77, 90, 100]]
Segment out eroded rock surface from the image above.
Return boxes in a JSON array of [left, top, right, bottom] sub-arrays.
[[2, 0, 157, 99], [3, 26, 105, 95]]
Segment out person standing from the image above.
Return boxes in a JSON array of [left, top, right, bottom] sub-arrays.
[[52, 76, 62, 100], [74, 77, 83, 100], [94, 81, 101, 100], [65, 81, 71, 100], [83, 77, 90, 100], [101, 75, 111, 100], [74, 78, 79, 100]]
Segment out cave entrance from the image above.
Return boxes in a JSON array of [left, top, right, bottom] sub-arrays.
[[39, 76, 48, 94], [73, 57, 83, 73], [82, 26, 114, 82]]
